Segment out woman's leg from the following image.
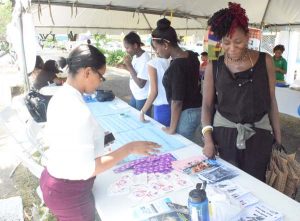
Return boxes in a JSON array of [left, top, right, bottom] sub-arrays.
[[214, 128, 273, 182], [129, 95, 137, 109], [242, 129, 274, 182]]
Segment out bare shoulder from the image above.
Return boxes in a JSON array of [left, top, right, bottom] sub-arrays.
[[264, 52, 273, 62], [261, 52, 274, 69]]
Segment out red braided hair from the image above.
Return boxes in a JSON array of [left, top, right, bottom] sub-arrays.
[[228, 2, 249, 37], [208, 2, 249, 39]]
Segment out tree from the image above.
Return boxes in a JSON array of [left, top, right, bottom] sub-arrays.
[[0, 0, 12, 41], [0, 0, 12, 55]]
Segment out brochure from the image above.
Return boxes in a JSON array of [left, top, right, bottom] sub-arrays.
[[132, 197, 190, 221], [173, 157, 238, 183], [194, 160, 238, 183], [238, 202, 283, 221]]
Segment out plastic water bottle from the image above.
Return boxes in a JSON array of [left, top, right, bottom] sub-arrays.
[[188, 181, 209, 221]]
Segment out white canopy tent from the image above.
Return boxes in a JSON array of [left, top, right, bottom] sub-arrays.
[[7, 0, 300, 90], [30, 0, 300, 36]]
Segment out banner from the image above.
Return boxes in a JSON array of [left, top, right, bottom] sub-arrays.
[[248, 28, 262, 51], [205, 28, 222, 61]]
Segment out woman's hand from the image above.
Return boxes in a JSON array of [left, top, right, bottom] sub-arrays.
[[203, 141, 216, 159], [162, 127, 176, 135], [123, 55, 132, 67], [127, 141, 161, 156], [139, 112, 150, 123]]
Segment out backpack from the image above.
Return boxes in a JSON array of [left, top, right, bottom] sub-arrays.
[[24, 90, 52, 122]]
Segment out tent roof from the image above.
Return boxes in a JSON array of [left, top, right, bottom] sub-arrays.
[[31, 0, 300, 34]]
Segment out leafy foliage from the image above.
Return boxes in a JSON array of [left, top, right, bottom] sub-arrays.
[[0, 0, 12, 55], [94, 33, 109, 49], [106, 49, 126, 66], [0, 0, 12, 40]]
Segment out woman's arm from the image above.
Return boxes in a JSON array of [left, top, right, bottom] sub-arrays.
[[162, 100, 182, 134], [275, 67, 286, 74], [140, 65, 158, 121], [274, 58, 287, 75], [124, 55, 147, 88], [266, 54, 282, 144], [201, 62, 217, 158], [92, 141, 160, 176]]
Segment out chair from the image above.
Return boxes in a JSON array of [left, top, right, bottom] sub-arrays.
[[25, 118, 48, 166], [0, 106, 44, 178]]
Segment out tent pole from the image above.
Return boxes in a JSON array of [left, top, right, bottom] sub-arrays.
[[260, 0, 271, 29], [19, 13, 30, 92], [142, 13, 152, 32]]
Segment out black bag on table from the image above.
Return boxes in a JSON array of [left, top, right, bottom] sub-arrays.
[[95, 89, 115, 102], [24, 90, 52, 122]]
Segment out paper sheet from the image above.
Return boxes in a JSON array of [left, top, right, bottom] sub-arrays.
[[238, 202, 283, 221], [108, 171, 193, 202]]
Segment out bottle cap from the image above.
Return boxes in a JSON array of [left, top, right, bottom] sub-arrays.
[[189, 181, 207, 203]]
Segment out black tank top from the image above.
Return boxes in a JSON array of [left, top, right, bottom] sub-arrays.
[[213, 52, 271, 124]]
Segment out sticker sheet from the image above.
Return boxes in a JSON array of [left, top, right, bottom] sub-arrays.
[[108, 170, 193, 202]]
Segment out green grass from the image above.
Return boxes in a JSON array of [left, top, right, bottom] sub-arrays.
[[12, 165, 56, 221]]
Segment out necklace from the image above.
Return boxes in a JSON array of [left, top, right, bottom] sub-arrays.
[[237, 51, 254, 87], [224, 50, 255, 87], [226, 50, 248, 62], [248, 51, 254, 72]]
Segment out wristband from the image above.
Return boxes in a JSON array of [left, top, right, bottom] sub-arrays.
[[202, 125, 213, 136], [140, 109, 145, 114]]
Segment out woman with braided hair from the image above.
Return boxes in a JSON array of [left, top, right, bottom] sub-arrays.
[[201, 2, 281, 181]]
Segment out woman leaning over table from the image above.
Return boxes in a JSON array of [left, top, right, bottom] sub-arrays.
[[201, 2, 281, 182], [40, 44, 160, 221], [151, 18, 202, 140]]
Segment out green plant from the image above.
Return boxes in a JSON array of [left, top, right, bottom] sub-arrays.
[[106, 50, 126, 66], [94, 33, 109, 48], [0, 40, 9, 55], [98, 47, 107, 55], [0, 0, 12, 41]]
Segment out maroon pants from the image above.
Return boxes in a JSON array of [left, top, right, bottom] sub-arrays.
[[40, 169, 96, 221]]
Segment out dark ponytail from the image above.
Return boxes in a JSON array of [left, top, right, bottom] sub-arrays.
[[63, 44, 106, 76], [152, 18, 179, 46]]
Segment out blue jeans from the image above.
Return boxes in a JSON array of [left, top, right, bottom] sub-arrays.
[[129, 96, 151, 116], [153, 104, 171, 127], [176, 107, 201, 140]]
